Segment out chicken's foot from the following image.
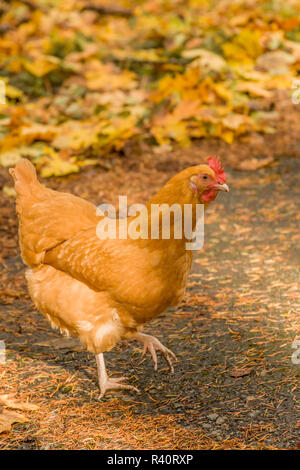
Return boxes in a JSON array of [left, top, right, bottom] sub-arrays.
[[96, 353, 139, 398], [135, 332, 177, 373]]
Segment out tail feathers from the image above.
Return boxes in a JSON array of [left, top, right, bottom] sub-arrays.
[[9, 158, 99, 268], [9, 159, 44, 267], [9, 158, 39, 195]]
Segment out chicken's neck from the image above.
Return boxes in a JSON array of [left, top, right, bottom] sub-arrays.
[[143, 182, 210, 247]]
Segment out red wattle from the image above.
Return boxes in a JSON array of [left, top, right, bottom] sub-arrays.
[[202, 189, 217, 202]]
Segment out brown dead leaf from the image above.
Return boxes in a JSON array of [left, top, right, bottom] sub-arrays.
[[184, 49, 227, 73], [0, 410, 28, 434], [0, 394, 39, 411], [236, 82, 273, 99], [35, 337, 84, 350], [235, 157, 274, 171], [222, 114, 252, 131], [230, 367, 253, 378], [256, 50, 295, 73]]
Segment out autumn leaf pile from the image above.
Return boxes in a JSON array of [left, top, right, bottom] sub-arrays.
[[0, 0, 300, 176]]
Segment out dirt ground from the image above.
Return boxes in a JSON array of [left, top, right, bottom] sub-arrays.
[[0, 126, 300, 449]]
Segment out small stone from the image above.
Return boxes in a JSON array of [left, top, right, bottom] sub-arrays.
[[249, 410, 260, 418], [174, 404, 182, 409], [207, 413, 219, 421], [202, 423, 212, 429], [216, 416, 225, 425]]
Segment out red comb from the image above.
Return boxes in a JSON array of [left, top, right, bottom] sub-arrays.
[[207, 156, 226, 183]]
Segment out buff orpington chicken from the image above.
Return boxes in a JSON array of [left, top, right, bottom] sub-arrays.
[[10, 157, 229, 398]]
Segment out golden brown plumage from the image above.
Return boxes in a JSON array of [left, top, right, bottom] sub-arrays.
[[10, 158, 228, 397]]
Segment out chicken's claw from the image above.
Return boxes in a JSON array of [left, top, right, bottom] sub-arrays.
[[137, 333, 177, 373], [99, 376, 140, 399]]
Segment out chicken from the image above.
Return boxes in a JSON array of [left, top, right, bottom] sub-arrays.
[[10, 157, 229, 397]]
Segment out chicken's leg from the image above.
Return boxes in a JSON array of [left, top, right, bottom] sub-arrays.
[[96, 353, 139, 398], [135, 332, 177, 373]]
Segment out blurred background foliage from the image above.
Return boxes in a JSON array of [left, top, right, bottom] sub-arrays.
[[0, 0, 300, 176]]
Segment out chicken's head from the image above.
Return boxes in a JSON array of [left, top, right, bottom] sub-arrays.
[[189, 156, 229, 203]]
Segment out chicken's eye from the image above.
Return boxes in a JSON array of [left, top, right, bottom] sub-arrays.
[[202, 175, 208, 180]]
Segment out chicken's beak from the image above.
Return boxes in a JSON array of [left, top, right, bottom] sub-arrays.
[[214, 183, 229, 192]]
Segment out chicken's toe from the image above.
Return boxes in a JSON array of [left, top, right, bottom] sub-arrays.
[[136, 332, 177, 373], [96, 353, 139, 399], [99, 377, 140, 399]]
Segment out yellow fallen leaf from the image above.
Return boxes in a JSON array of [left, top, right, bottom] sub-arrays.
[[0, 77, 23, 101], [5, 84, 23, 99], [77, 159, 99, 168], [40, 154, 79, 178], [85, 61, 137, 91], [0, 149, 23, 167], [52, 120, 104, 150], [172, 99, 201, 121], [222, 30, 262, 65], [211, 83, 233, 102], [151, 120, 190, 146], [219, 129, 234, 144], [0, 125, 57, 157], [23, 57, 59, 77], [2, 185, 17, 197]]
